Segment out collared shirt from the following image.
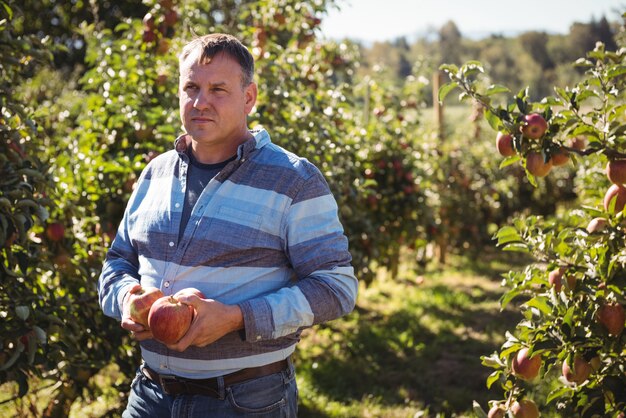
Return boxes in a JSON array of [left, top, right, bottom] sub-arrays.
[[98, 128, 358, 378]]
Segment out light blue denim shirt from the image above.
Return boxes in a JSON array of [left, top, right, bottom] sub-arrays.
[[98, 128, 358, 378]]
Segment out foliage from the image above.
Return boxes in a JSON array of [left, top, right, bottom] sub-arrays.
[[0, 0, 58, 403], [440, 37, 626, 416], [1, 0, 437, 414]]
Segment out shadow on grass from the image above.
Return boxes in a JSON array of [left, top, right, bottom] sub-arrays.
[[296, 278, 522, 417]]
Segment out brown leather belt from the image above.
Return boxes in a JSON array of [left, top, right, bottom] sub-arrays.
[[141, 358, 290, 397]]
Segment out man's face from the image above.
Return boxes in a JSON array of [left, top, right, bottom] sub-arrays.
[[178, 51, 256, 155]]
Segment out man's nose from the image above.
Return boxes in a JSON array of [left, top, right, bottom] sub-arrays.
[[193, 91, 210, 110]]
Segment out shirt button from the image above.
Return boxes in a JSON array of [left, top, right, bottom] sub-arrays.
[[175, 203, 180, 208], [169, 241, 174, 247], [256, 335, 262, 341], [164, 282, 170, 288]]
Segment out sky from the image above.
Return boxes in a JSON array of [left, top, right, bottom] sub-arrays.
[[321, 0, 626, 43]]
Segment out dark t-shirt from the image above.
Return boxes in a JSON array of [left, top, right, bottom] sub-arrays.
[[178, 150, 236, 241]]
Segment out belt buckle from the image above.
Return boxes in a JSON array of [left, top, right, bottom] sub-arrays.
[[158, 374, 183, 395]]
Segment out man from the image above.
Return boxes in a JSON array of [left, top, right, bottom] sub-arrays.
[[98, 33, 358, 417]]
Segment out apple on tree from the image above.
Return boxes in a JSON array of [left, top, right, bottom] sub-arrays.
[[603, 183, 626, 213], [511, 347, 541, 381], [606, 159, 626, 185], [547, 267, 576, 293], [596, 302, 625, 336], [586, 217, 608, 234], [562, 355, 591, 385], [550, 148, 569, 166], [495, 132, 515, 157], [46, 222, 65, 242], [525, 152, 552, 177], [510, 399, 539, 418], [520, 113, 548, 140], [128, 286, 164, 328], [487, 404, 505, 418]]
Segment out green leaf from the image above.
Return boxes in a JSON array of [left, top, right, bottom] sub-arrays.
[[525, 296, 552, 315], [500, 289, 521, 309], [484, 84, 510, 96], [439, 64, 459, 74], [486, 370, 501, 389], [502, 242, 530, 253], [546, 386, 571, 404], [607, 64, 626, 80], [484, 108, 503, 131], [438, 82, 459, 103], [499, 155, 521, 169], [1, 1, 13, 19], [495, 226, 519, 238], [495, 226, 523, 245]]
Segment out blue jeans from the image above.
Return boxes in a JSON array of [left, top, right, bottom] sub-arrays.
[[122, 363, 298, 417]]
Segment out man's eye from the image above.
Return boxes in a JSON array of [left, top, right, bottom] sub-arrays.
[[185, 85, 198, 90]]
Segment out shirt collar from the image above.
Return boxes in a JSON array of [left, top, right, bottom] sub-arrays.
[[174, 128, 271, 160]]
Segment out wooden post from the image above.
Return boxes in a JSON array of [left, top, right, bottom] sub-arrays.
[[432, 70, 447, 264], [432, 71, 445, 141], [363, 78, 370, 127]]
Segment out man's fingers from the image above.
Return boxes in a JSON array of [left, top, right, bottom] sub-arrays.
[[128, 283, 143, 294], [177, 294, 203, 307], [121, 317, 146, 333], [133, 329, 153, 341]]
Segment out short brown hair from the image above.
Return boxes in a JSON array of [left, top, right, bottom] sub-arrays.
[[179, 33, 254, 87]]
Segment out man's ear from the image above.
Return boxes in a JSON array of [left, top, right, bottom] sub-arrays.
[[244, 82, 257, 114]]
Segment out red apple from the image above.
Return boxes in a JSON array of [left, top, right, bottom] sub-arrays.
[[142, 29, 156, 43], [562, 355, 591, 384], [606, 159, 626, 185], [596, 302, 625, 336], [148, 295, 194, 344], [548, 267, 565, 292], [589, 356, 602, 372], [511, 399, 539, 418], [603, 184, 626, 213], [586, 217, 608, 234], [511, 347, 541, 380], [487, 405, 506, 418], [551, 148, 569, 166], [142, 12, 156, 30], [128, 286, 164, 328], [521, 113, 548, 139], [526, 152, 552, 177], [163, 9, 178, 26], [46, 222, 65, 241], [496, 132, 515, 157]]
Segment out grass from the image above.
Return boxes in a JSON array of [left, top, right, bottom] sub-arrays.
[[295, 249, 527, 418], [1, 248, 531, 418]]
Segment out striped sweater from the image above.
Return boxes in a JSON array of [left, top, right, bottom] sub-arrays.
[[98, 128, 358, 378]]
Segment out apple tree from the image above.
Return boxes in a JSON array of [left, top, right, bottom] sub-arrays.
[[440, 39, 626, 416], [0, 0, 61, 402]]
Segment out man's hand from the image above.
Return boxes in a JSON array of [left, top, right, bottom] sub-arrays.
[[121, 283, 154, 341], [167, 294, 244, 352]]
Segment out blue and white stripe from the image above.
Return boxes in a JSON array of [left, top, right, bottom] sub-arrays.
[[98, 128, 358, 379]]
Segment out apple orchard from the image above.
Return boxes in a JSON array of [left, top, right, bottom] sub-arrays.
[[440, 42, 626, 417], [1, 0, 625, 417]]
